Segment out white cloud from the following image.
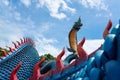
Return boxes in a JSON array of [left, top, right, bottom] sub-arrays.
[[95, 13, 102, 17], [104, 12, 112, 18], [66, 0, 72, 3], [0, 19, 23, 48], [37, 0, 76, 19], [79, 0, 108, 11], [2, 0, 9, 6], [109, 13, 112, 17], [35, 36, 60, 57], [95, 12, 112, 18], [38, 22, 53, 34], [14, 12, 21, 21], [0, 40, 6, 48], [20, 0, 31, 7], [0, 1, 22, 21], [83, 39, 104, 54]]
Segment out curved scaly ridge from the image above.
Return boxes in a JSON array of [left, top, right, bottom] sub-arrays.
[[0, 38, 34, 63]]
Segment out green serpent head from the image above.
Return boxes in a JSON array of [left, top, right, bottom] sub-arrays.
[[73, 17, 83, 31]]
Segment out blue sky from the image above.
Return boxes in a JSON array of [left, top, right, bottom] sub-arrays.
[[0, 0, 119, 57]]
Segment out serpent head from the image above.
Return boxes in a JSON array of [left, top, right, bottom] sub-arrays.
[[73, 17, 83, 31]]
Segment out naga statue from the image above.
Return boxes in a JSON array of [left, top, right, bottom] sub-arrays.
[[68, 17, 83, 53], [64, 17, 83, 65]]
